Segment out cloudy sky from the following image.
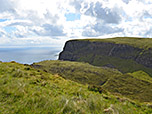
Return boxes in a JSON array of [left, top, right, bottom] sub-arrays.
[[0, 0, 152, 47]]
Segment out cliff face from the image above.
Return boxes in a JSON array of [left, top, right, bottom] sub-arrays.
[[59, 39, 152, 75]]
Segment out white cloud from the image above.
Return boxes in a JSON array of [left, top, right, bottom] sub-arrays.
[[0, 0, 152, 46]]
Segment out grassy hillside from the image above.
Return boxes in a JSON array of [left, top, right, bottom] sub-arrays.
[[1, 62, 152, 113], [32, 60, 121, 85], [78, 55, 152, 76], [77, 37, 152, 49], [60, 37, 152, 76], [103, 74, 152, 102], [128, 71, 152, 83], [33, 60, 152, 103]]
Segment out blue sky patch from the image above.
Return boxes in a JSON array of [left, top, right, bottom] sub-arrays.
[[65, 13, 81, 21], [4, 26, 16, 33], [0, 19, 8, 22]]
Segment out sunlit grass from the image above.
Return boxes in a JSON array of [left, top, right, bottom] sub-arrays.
[[77, 37, 152, 49], [33, 60, 152, 103], [0, 62, 152, 113]]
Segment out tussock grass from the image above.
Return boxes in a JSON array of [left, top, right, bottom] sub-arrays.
[[32, 60, 121, 85], [33, 60, 152, 103], [0, 62, 152, 113]]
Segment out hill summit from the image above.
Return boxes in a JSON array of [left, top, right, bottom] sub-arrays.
[[59, 37, 152, 76]]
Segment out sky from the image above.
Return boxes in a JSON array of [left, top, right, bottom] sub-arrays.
[[0, 0, 152, 47]]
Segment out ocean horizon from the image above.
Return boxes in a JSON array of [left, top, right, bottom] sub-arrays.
[[0, 47, 61, 64]]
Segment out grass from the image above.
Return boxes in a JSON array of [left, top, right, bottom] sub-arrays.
[[0, 62, 151, 113], [76, 37, 152, 49], [103, 74, 152, 102], [32, 60, 121, 85], [128, 70, 152, 83], [33, 60, 152, 103], [78, 55, 152, 76], [60, 37, 152, 76]]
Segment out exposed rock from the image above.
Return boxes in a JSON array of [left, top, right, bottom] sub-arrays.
[[135, 49, 152, 68]]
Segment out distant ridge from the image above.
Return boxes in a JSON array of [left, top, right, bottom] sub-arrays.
[[59, 37, 152, 76]]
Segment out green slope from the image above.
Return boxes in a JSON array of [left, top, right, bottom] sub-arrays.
[[128, 71, 152, 83], [60, 37, 152, 76], [77, 37, 152, 49], [78, 55, 152, 76], [33, 60, 152, 103], [1, 62, 152, 113], [32, 60, 121, 85], [103, 74, 152, 102]]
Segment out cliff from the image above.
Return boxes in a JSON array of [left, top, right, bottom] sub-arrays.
[[59, 37, 152, 76]]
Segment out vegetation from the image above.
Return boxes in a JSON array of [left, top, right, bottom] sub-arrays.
[[32, 60, 121, 85], [128, 70, 152, 83], [60, 37, 152, 77], [77, 37, 152, 49], [1, 62, 152, 113], [103, 74, 152, 102], [1, 37, 152, 113], [78, 55, 152, 76], [33, 60, 152, 103]]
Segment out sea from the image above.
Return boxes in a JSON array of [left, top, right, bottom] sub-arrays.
[[0, 47, 62, 64]]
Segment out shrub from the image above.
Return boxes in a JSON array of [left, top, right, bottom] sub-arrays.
[[24, 67, 31, 70], [88, 85, 104, 94]]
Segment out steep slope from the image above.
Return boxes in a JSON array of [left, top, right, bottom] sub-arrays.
[[103, 73, 152, 102], [33, 60, 152, 103], [32, 60, 121, 85], [59, 37, 152, 76], [1, 62, 152, 114]]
